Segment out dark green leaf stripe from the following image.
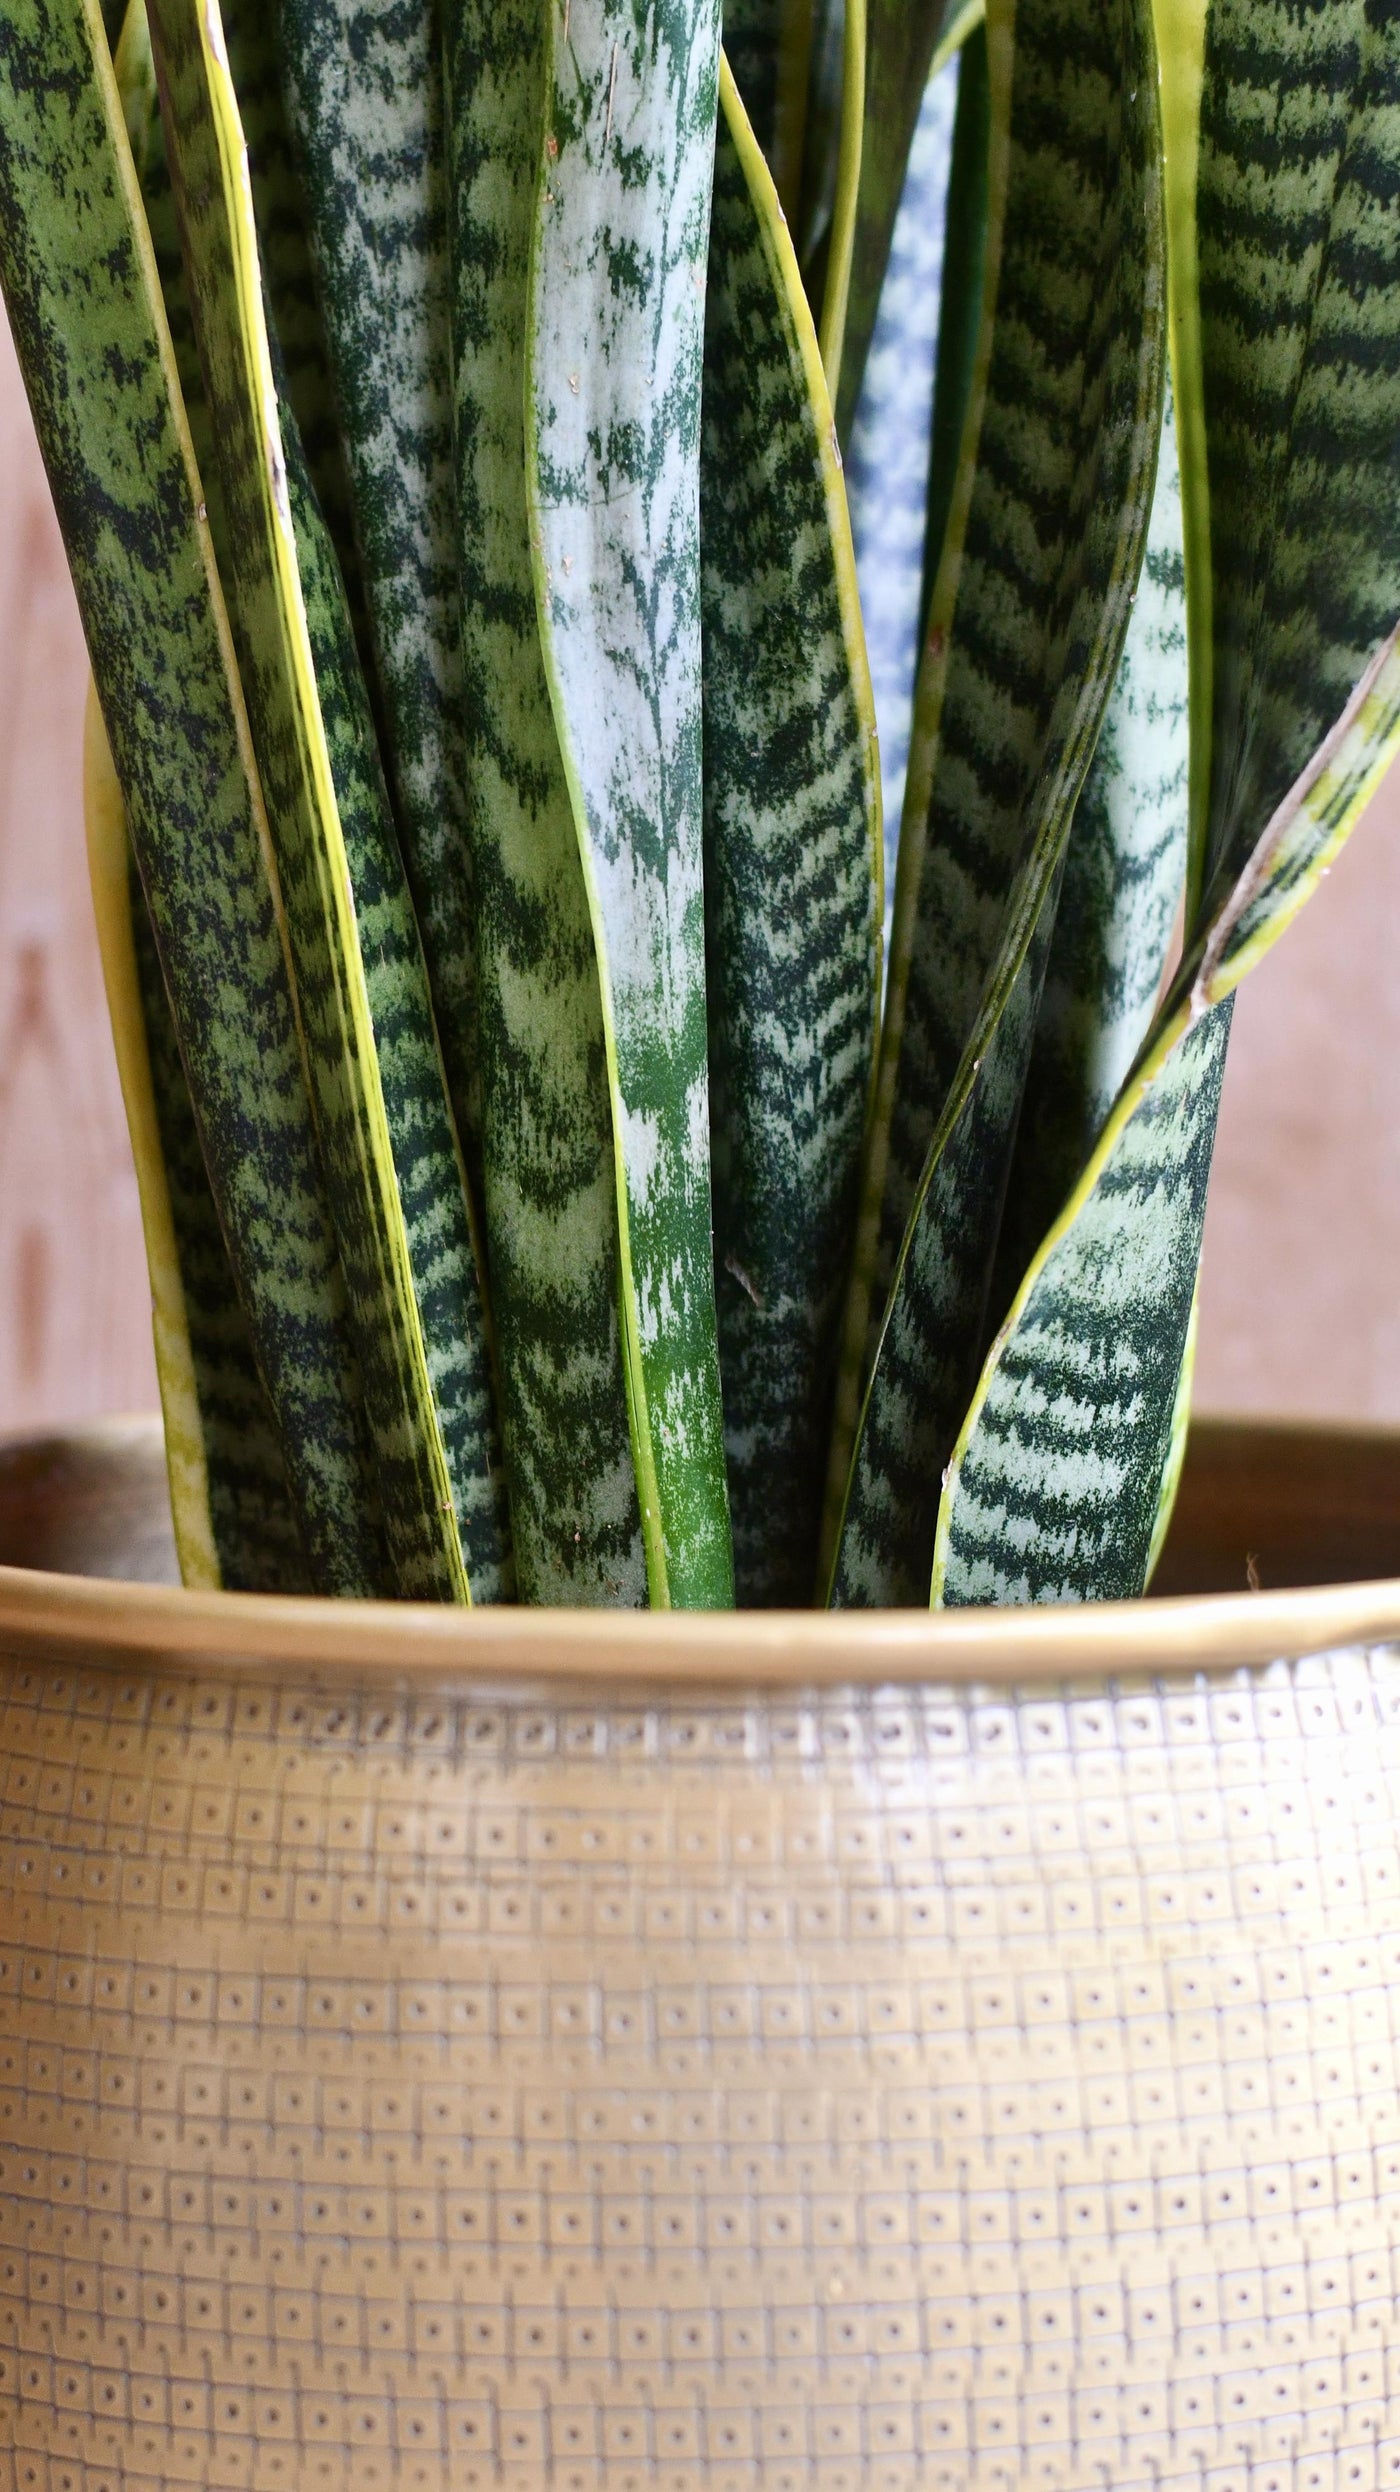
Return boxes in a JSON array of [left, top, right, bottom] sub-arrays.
[[86, 688, 310, 1594], [527, 0, 734, 1609], [219, 0, 366, 626], [279, 0, 483, 1193], [701, 56, 880, 1605], [445, 0, 643, 1603], [129, 863, 314, 1594], [0, 0, 383, 1596], [827, 0, 1164, 1604], [150, 0, 505, 1602], [934, 999, 1231, 1605], [994, 378, 1188, 1298], [1194, 0, 1400, 935]]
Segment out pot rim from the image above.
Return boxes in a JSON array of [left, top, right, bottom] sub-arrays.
[[1, 1412, 1397, 1688]]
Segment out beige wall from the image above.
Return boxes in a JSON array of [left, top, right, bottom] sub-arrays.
[[1, 312, 1394, 1438]]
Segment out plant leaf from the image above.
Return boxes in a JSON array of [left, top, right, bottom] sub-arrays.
[[931, 0, 1400, 1608], [85, 683, 311, 1593], [278, 0, 483, 1196], [445, 0, 643, 1602], [834, 0, 981, 438], [1193, 0, 1400, 934], [918, 19, 990, 642], [700, 55, 881, 1605], [0, 0, 384, 1595], [284, 404, 513, 1601], [844, 47, 958, 894], [150, 0, 511, 1601], [220, 0, 367, 626], [826, 0, 1165, 1604], [527, 0, 734, 1609], [815, 0, 864, 399], [722, 0, 814, 213], [934, 999, 1231, 1606], [992, 374, 1189, 1299]]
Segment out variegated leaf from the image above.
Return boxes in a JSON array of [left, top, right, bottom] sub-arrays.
[[845, 47, 958, 894], [150, 0, 511, 1601], [994, 376, 1188, 1297], [0, 0, 384, 1594], [827, 0, 1164, 1604], [85, 686, 309, 1593], [931, 0, 1400, 1607], [446, 0, 643, 1603], [527, 0, 734, 1608], [701, 57, 881, 1604], [834, 0, 979, 437], [279, 0, 483, 1190]]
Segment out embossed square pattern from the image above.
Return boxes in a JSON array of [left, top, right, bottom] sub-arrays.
[[1, 1649, 1399, 2488]]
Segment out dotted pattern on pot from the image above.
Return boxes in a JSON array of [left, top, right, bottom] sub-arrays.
[[0, 1648, 1398, 2489]]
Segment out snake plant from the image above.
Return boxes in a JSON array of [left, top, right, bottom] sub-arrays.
[[1, 0, 1396, 1608]]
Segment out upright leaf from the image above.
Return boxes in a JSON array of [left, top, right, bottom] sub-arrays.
[[0, 0, 384, 1595], [279, 0, 483, 1189], [150, 0, 511, 1600], [701, 57, 881, 1604], [834, 0, 979, 437], [446, 0, 643, 1602], [993, 377, 1188, 1296], [527, 0, 734, 1608], [815, 0, 864, 398], [723, 0, 813, 211], [221, 0, 367, 623], [85, 687, 310, 1594], [933, 0, 1400, 1606], [827, 0, 1164, 1603], [844, 47, 958, 888], [1195, 0, 1400, 932], [918, 19, 990, 635]]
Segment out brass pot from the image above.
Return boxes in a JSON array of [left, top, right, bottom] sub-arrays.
[[1, 1415, 1398, 2492]]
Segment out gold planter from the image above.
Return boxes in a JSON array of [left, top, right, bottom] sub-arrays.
[[1, 1415, 1399, 2492]]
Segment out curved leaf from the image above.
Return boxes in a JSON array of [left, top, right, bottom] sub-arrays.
[[446, 0, 643, 1602], [701, 56, 881, 1604], [827, 0, 1165, 1604], [150, 0, 511, 1601], [935, 999, 1230, 1606], [278, 0, 483, 1191], [0, 0, 384, 1595], [527, 0, 734, 1608], [85, 685, 309, 1594]]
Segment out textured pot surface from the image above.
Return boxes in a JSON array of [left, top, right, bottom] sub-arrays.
[[1, 1419, 1398, 2491]]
